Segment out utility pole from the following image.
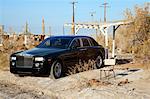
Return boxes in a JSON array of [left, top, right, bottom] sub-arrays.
[[25, 21, 28, 34], [100, 0, 109, 22], [71, 1, 77, 35], [42, 17, 45, 35], [24, 21, 29, 45], [48, 26, 51, 36], [90, 11, 96, 22]]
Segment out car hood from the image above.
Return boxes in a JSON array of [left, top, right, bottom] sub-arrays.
[[15, 47, 66, 56]]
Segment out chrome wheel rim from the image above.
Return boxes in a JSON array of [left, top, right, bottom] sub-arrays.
[[96, 56, 103, 68], [54, 62, 62, 77]]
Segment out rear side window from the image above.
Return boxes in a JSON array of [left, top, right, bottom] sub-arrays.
[[90, 38, 99, 46], [82, 38, 90, 46], [71, 39, 80, 48]]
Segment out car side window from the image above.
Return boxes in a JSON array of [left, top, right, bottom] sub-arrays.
[[44, 40, 51, 47], [88, 38, 94, 46], [90, 38, 99, 46], [71, 39, 80, 49], [82, 38, 90, 47]]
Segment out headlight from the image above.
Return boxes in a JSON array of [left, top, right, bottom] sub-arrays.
[[35, 63, 40, 67], [11, 56, 16, 61], [35, 57, 44, 61], [12, 62, 15, 66]]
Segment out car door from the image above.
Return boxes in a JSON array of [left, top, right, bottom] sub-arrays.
[[62, 38, 81, 67], [89, 37, 105, 59], [87, 37, 99, 60], [81, 37, 92, 62]]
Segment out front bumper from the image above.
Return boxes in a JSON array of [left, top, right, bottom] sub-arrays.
[[10, 61, 51, 76], [10, 67, 49, 75], [10, 55, 52, 76]]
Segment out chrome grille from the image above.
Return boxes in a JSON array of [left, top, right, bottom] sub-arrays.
[[16, 56, 33, 68]]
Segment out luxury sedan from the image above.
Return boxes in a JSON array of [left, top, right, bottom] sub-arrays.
[[10, 36, 105, 79]]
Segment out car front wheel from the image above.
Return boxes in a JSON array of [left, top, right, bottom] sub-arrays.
[[96, 55, 104, 69], [50, 61, 63, 79]]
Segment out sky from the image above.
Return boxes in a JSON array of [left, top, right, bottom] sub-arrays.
[[0, 0, 149, 35]]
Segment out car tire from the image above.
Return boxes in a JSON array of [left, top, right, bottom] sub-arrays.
[[96, 55, 104, 69], [50, 61, 63, 79]]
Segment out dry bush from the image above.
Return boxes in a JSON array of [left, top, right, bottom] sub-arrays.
[[116, 26, 130, 53], [96, 34, 105, 46], [94, 33, 113, 52], [67, 60, 96, 75], [116, 3, 150, 63], [0, 52, 9, 70], [0, 35, 38, 70]]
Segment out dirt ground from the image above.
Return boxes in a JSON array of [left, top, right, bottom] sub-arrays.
[[0, 64, 150, 99], [0, 63, 150, 99]]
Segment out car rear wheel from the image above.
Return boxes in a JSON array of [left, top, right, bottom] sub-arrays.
[[96, 55, 104, 69], [50, 61, 63, 79]]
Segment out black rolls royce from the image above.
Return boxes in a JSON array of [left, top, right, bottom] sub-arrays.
[[10, 36, 105, 79]]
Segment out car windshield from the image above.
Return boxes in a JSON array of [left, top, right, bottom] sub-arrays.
[[37, 37, 73, 49]]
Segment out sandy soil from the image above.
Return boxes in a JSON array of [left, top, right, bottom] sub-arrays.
[[0, 63, 150, 99]]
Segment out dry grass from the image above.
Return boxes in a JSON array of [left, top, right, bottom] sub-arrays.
[[67, 60, 96, 75]]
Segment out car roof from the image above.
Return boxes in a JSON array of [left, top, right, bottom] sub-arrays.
[[47, 35, 92, 39]]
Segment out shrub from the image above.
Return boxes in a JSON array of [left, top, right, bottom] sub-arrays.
[[117, 3, 150, 63], [0, 52, 9, 70]]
